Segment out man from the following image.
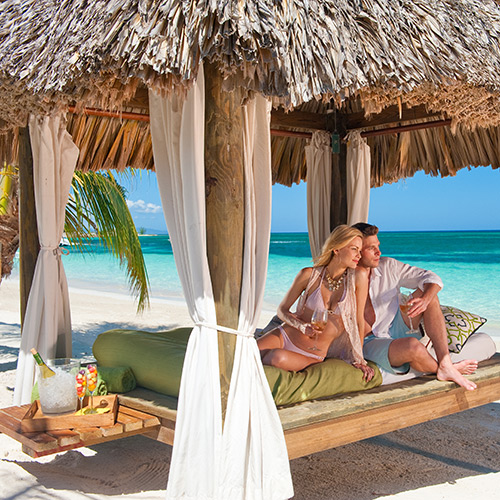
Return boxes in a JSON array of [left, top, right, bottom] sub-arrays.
[[352, 222, 483, 391]]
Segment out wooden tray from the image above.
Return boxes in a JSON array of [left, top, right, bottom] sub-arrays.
[[21, 395, 118, 432]]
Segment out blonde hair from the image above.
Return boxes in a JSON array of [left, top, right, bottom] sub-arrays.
[[313, 225, 363, 267]]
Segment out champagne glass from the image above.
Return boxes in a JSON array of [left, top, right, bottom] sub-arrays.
[[398, 292, 419, 334], [75, 369, 87, 413], [309, 308, 328, 351], [85, 364, 98, 414]]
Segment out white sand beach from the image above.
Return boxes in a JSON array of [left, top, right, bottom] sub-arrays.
[[1, 277, 499, 500]]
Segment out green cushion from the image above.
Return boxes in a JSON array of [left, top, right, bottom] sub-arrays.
[[93, 328, 191, 397], [265, 359, 381, 406], [92, 328, 382, 406], [98, 366, 137, 393]]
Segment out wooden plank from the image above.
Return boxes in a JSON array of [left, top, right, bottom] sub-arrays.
[[119, 406, 160, 427], [22, 441, 82, 459], [143, 417, 175, 446], [278, 355, 500, 430], [118, 389, 178, 420], [116, 411, 143, 432], [100, 422, 125, 437], [74, 426, 102, 441], [284, 376, 500, 459], [46, 429, 81, 447]]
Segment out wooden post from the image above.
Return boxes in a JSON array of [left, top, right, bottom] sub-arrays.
[[204, 63, 245, 423], [329, 115, 348, 229], [18, 126, 39, 327]]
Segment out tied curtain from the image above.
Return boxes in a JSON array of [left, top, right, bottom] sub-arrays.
[[305, 131, 333, 259], [14, 114, 79, 405], [346, 130, 371, 225], [149, 65, 293, 500]]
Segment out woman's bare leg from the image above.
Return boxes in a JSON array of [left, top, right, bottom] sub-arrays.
[[261, 348, 321, 372]]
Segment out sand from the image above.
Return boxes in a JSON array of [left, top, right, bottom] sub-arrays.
[[1, 277, 499, 500]]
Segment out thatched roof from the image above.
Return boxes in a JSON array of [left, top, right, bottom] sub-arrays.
[[1, 1, 500, 185], [2, 1, 500, 125]]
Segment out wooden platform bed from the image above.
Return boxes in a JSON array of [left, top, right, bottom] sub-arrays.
[[120, 353, 500, 459], [2, 354, 500, 459]]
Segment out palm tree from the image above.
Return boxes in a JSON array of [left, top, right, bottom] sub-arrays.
[[0, 163, 19, 280], [0, 165, 150, 311]]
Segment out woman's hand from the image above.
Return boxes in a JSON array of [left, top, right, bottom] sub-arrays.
[[301, 323, 322, 338], [353, 362, 375, 382]]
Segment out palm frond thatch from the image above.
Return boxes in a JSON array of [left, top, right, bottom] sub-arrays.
[[1, 0, 500, 127]]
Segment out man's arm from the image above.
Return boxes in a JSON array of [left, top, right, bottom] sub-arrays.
[[355, 267, 370, 341], [391, 258, 443, 292], [408, 282, 441, 318]]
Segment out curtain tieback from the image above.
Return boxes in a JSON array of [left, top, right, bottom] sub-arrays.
[[40, 245, 62, 256], [40, 245, 69, 256], [195, 322, 254, 338]]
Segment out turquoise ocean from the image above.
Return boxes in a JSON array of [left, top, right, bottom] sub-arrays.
[[16, 230, 500, 332]]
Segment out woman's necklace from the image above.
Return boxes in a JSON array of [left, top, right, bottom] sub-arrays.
[[325, 268, 346, 291]]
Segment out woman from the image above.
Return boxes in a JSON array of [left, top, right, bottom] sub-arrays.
[[257, 225, 374, 381]]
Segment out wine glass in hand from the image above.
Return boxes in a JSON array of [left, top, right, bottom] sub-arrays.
[[309, 308, 328, 351], [398, 292, 419, 334]]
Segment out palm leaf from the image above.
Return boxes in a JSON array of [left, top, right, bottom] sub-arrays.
[[65, 170, 150, 312]]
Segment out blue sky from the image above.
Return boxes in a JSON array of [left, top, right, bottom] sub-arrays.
[[120, 165, 499, 233]]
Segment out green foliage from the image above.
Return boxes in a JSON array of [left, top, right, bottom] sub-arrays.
[[65, 171, 150, 312], [0, 164, 16, 215]]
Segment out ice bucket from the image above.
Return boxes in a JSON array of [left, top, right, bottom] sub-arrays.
[[38, 358, 80, 414]]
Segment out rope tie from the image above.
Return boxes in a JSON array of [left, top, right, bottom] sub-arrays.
[[195, 322, 255, 338], [39, 245, 69, 256]]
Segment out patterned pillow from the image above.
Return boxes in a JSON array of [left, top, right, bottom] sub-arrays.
[[442, 305, 487, 353], [420, 305, 487, 353]]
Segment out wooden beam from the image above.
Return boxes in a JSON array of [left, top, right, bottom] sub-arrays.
[[67, 103, 449, 139], [346, 103, 442, 130], [330, 123, 348, 228], [284, 376, 500, 459], [270, 109, 328, 131], [18, 126, 39, 327], [67, 106, 150, 122], [204, 63, 244, 424], [270, 129, 312, 139], [361, 118, 452, 138]]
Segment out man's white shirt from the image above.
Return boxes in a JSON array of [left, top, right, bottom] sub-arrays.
[[368, 257, 443, 338]]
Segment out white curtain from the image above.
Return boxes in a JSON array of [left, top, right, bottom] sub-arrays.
[[149, 67, 293, 499], [346, 130, 371, 225], [14, 114, 79, 405], [305, 131, 332, 259]]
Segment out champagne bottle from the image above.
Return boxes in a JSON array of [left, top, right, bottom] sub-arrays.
[[30, 348, 56, 378]]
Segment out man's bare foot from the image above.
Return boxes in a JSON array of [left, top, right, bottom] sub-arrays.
[[454, 359, 478, 375], [437, 359, 477, 390]]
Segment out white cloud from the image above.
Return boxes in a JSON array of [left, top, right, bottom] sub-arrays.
[[126, 199, 162, 214]]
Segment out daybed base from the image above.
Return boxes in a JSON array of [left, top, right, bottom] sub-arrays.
[[1, 354, 500, 459], [120, 353, 500, 459]]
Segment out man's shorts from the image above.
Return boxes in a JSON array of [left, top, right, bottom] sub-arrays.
[[363, 309, 422, 375]]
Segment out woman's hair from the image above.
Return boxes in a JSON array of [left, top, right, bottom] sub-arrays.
[[313, 225, 363, 267]]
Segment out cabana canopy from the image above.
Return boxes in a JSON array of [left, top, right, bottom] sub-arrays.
[[1, 1, 500, 499], [1, 0, 500, 185]]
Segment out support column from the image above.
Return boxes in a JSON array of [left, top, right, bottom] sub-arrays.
[[204, 63, 245, 422], [329, 115, 348, 229], [18, 126, 39, 327]]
